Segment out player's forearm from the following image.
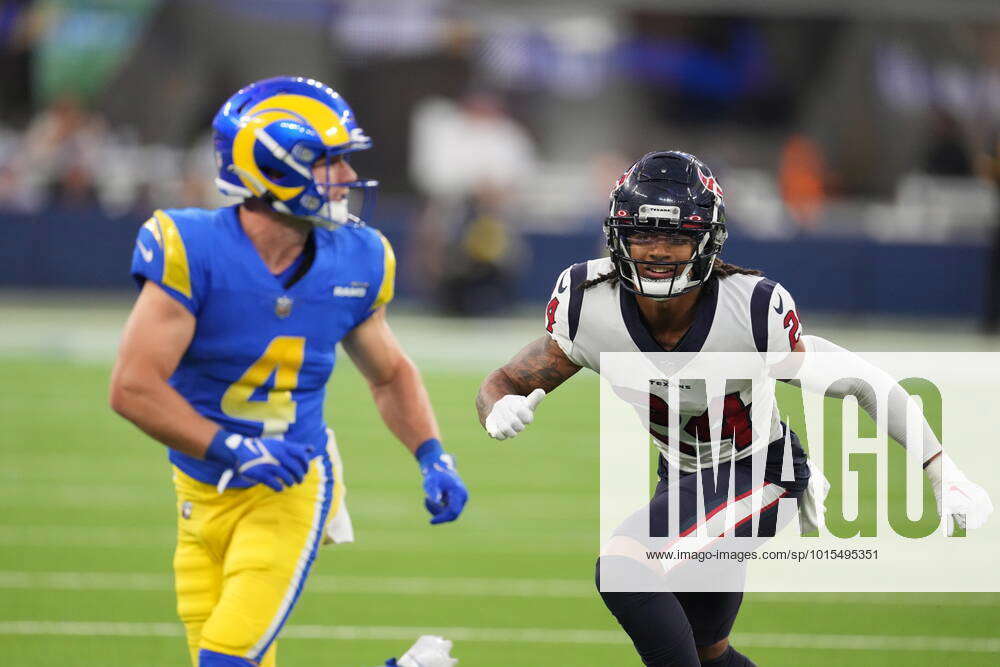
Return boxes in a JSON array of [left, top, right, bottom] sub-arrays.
[[475, 367, 525, 427], [368, 354, 440, 454], [796, 335, 942, 464], [476, 335, 582, 427], [109, 367, 217, 458]]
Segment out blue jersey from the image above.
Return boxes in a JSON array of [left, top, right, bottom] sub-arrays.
[[130, 205, 395, 487]]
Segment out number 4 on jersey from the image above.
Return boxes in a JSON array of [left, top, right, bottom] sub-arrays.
[[220, 336, 305, 436]]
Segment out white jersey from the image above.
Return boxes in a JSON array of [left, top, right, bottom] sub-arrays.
[[545, 257, 803, 473]]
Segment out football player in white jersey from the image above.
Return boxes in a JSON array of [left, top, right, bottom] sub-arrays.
[[475, 151, 992, 667]]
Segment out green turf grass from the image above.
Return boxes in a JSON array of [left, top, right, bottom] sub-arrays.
[[1, 357, 998, 666]]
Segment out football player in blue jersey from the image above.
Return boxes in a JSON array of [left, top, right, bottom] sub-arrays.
[[109, 76, 466, 667]]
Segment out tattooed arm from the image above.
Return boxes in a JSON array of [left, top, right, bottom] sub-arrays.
[[476, 335, 582, 429]]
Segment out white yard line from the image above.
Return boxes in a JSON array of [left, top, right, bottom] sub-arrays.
[[0, 306, 540, 370], [745, 591, 1000, 606], [1, 571, 999, 606], [0, 571, 589, 599], [0, 525, 588, 555], [0, 526, 175, 548], [0, 621, 998, 653], [3, 303, 999, 368], [732, 633, 1000, 653]]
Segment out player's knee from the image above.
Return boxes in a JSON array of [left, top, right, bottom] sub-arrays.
[[178, 600, 212, 663], [698, 644, 757, 667], [199, 615, 272, 665], [697, 638, 729, 662], [596, 555, 667, 596], [198, 648, 256, 666], [177, 595, 214, 628], [174, 563, 220, 626], [596, 558, 699, 666], [596, 557, 669, 628]]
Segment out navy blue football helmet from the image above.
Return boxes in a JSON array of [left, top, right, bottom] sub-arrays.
[[605, 150, 728, 299]]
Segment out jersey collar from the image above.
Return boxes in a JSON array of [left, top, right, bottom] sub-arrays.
[[228, 204, 318, 292], [619, 276, 719, 353]]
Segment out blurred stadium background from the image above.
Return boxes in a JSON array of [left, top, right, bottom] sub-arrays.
[[2, 0, 1000, 665]]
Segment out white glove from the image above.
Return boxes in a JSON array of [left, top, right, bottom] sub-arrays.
[[485, 388, 546, 440], [926, 453, 994, 536], [397, 635, 458, 667]]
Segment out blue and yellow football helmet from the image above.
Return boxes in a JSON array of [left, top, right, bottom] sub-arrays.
[[212, 76, 377, 227]]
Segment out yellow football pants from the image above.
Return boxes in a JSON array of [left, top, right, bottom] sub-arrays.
[[172, 453, 337, 666]]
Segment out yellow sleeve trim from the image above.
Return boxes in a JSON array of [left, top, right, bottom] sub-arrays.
[[154, 210, 192, 299], [372, 231, 396, 310], [142, 217, 163, 247]]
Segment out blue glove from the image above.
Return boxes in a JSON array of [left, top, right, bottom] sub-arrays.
[[415, 439, 468, 525], [205, 429, 316, 493]]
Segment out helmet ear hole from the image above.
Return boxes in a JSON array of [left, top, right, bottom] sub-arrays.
[[261, 166, 284, 181]]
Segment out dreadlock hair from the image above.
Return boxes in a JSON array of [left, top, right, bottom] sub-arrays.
[[579, 258, 761, 291], [712, 259, 762, 278], [578, 271, 617, 290]]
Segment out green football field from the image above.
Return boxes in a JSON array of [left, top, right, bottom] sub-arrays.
[[2, 300, 999, 666]]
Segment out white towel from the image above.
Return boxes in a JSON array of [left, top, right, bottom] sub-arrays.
[[798, 457, 830, 535], [322, 429, 355, 545]]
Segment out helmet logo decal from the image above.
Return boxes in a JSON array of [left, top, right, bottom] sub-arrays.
[[231, 93, 352, 202], [615, 163, 638, 187], [246, 94, 348, 147], [697, 167, 724, 199], [232, 111, 306, 200]]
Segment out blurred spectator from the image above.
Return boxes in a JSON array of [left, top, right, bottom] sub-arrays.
[[180, 132, 234, 210], [410, 92, 537, 200], [0, 105, 236, 216], [589, 151, 633, 212], [778, 133, 827, 231], [0, 164, 41, 212], [922, 108, 972, 177], [0, 0, 43, 125], [438, 186, 522, 315], [52, 163, 99, 209], [0, 95, 105, 211], [409, 91, 537, 312]]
